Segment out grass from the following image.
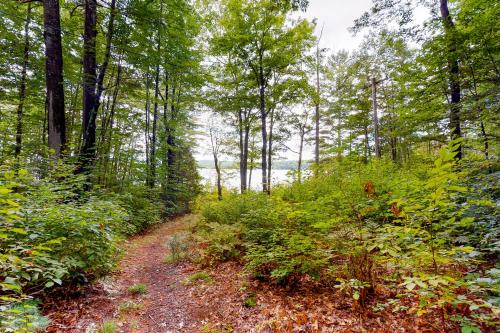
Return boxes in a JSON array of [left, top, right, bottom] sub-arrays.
[[243, 293, 257, 308], [164, 233, 190, 264], [164, 252, 187, 264], [129, 320, 139, 330], [128, 283, 148, 295], [100, 320, 118, 333], [118, 300, 143, 313], [183, 271, 213, 285]]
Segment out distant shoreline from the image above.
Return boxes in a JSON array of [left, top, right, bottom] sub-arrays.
[[196, 160, 310, 170]]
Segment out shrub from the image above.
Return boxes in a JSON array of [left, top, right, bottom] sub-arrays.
[[197, 222, 244, 264], [183, 272, 212, 285], [128, 283, 148, 295], [115, 185, 161, 233], [164, 232, 190, 264], [100, 320, 118, 333]]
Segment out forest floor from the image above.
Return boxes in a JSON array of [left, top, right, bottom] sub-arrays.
[[42, 214, 444, 333]]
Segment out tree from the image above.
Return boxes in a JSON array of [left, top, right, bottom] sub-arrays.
[[211, 0, 314, 193], [43, 0, 66, 159]]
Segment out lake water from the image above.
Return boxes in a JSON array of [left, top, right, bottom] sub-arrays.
[[198, 168, 294, 190]]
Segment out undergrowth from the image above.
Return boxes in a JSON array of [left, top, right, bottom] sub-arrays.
[[194, 141, 499, 331]]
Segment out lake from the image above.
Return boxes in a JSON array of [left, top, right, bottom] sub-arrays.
[[198, 168, 295, 190]]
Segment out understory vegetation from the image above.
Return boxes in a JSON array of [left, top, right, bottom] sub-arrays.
[[195, 142, 498, 332]]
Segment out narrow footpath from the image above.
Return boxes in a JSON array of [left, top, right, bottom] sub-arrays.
[[43, 214, 435, 333], [44, 215, 210, 333]]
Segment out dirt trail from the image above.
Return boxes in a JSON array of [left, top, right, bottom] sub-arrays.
[[45, 214, 205, 333], [44, 214, 436, 333]]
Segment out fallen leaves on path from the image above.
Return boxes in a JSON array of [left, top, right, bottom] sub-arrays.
[[43, 214, 450, 332]]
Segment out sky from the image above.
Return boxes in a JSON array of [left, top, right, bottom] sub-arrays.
[[194, 0, 374, 162]]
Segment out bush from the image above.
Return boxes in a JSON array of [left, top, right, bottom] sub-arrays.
[[196, 222, 244, 264], [0, 168, 128, 331], [194, 142, 498, 330], [115, 185, 161, 233], [128, 283, 148, 295]]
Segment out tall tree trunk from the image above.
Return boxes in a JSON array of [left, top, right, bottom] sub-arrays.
[[371, 77, 381, 158], [144, 73, 151, 186], [238, 109, 249, 193], [94, 0, 116, 113], [43, 0, 66, 159], [440, 0, 462, 160], [267, 108, 275, 191], [162, 72, 169, 191], [102, 64, 121, 184], [15, 3, 32, 163], [259, 66, 268, 193], [167, 83, 176, 185], [314, 44, 321, 165], [336, 117, 342, 161], [79, 0, 98, 172], [298, 128, 304, 183], [149, 63, 160, 188], [364, 125, 369, 163], [148, 1, 162, 188]]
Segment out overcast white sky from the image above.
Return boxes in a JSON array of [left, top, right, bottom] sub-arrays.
[[195, 0, 373, 161]]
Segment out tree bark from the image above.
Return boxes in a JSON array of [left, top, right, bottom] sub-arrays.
[[298, 128, 304, 183], [314, 44, 320, 165], [144, 73, 151, 186], [440, 0, 462, 160], [149, 63, 160, 188], [43, 0, 66, 159], [267, 108, 275, 191], [238, 109, 251, 193], [371, 77, 381, 158], [94, 0, 116, 113], [259, 63, 268, 193], [79, 0, 98, 172], [15, 3, 32, 163]]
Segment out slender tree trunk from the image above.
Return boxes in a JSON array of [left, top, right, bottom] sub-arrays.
[[315, 45, 320, 165], [149, 63, 160, 188], [43, 0, 66, 159], [214, 156, 222, 200], [79, 0, 98, 172], [298, 129, 304, 183], [259, 89, 268, 193], [103, 64, 121, 184], [243, 123, 250, 190], [238, 109, 248, 193], [15, 3, 32, 163], [144, 74, 151, 186], [267, 108, 275, 191], [166, 82, 176, 187], [336, 117, 342, 161], [440, 0, 462, 160], [371, 77, 381, 158], [364, 125, 369, 163], [94, 0, 116, 113]]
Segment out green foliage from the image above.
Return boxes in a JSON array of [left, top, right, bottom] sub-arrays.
[[197, 222, 244, 264], [183, 271, 213, 285], [243, 293, 257, 308], [128, 283, 148, 295], [100, 320, 118, 333], [0, 167, 163, 331], [0, 300, 49, 333], [115, 186, 161, 234], [118, 300, 143, 313], [164, 232, 190, 264], [196, 143, 497, 329]]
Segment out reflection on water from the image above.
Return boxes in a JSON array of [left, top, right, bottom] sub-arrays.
[[198, 168, 294, 190]]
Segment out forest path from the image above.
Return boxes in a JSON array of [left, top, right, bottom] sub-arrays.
[[45, 214, 206, 333], [44, 214, 433, 333]]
